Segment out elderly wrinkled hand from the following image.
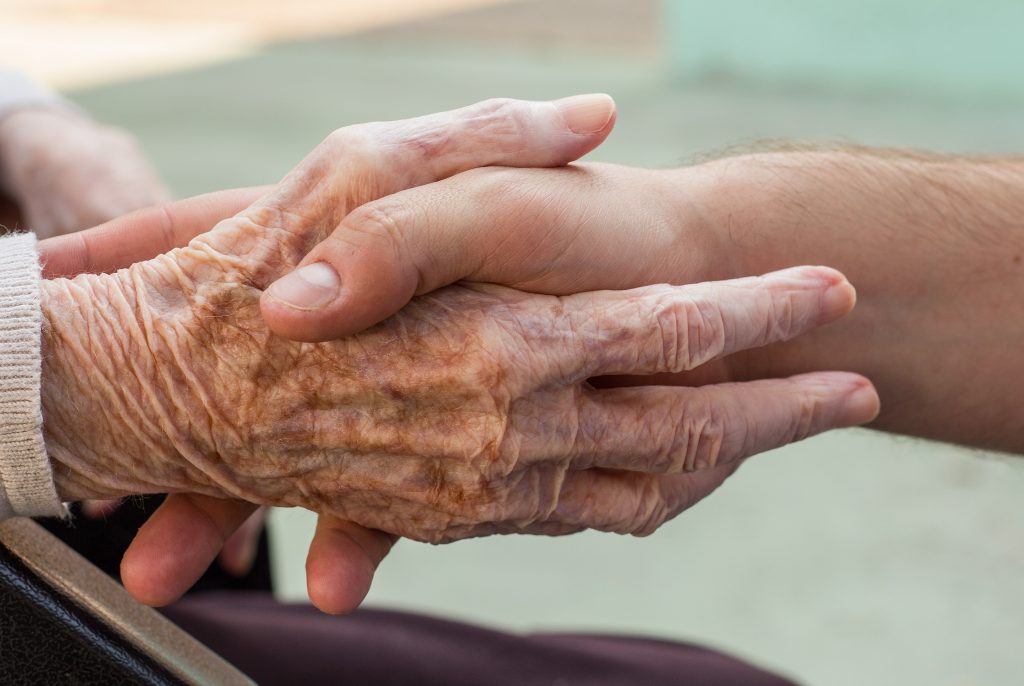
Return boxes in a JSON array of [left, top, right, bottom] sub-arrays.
[[0, 102, 265, 577], [0, 107, 168, 238], [40, 94, 622, 610], [34, 95, 877, 612], [40, 197, 873, 542]]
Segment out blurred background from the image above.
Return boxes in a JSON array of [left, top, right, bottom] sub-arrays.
[[4, 1, 1024, 684]]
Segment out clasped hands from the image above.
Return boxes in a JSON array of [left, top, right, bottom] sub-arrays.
[[37, 95, 878, 613]]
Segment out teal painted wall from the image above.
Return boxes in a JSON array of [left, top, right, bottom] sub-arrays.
[[663, 0, 1024, 100]]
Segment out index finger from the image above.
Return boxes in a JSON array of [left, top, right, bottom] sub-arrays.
[[39, 186, 269, 278], [561, 266, 856, 380], [121, 494, 258, 607]]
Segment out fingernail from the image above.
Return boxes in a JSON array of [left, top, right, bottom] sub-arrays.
[[821, 280, 856, 320], [553, 93, 615, 134], [841, 383, 880, 425], [266, 262, 340, 310]]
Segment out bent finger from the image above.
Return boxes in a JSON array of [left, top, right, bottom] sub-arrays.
[[305, 515, 397, 615], [559, 266, 856, 380], [552, 463, 739, 536], [120, 494, 257, 606], [562, 372, 878, 473], [218, 507, 267, 578]]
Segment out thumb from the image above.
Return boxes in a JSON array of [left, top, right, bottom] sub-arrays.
[[255, 94, 616, 341]]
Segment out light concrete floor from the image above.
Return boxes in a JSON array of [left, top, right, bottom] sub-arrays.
[[68, 4, 1024, 685]]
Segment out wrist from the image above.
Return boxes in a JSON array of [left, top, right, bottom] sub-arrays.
[[679, 148, 1024, 448], [662, 153, 822, 284], [673, 153, 828, 280], [39, 268, 212, 501], [659, 164, 750, 284]]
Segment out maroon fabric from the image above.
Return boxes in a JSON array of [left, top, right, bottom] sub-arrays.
[[163, 592, 796, 686]]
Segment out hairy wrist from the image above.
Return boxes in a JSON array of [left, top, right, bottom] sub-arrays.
[[688, 148, 1024, 449], [692, 149, 1024, 275], [656, 164, 744, 284]]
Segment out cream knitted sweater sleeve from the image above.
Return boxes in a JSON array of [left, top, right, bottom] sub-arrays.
[[0, 232, 63, 518]]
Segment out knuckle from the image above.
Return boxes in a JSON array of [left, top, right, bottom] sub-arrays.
[[671, 396, 726, 472], [352, 98, 530, 168], [466, 448, 566, 529], [339, 201, 407, 255], [627, 481, 669, 535], [321, 127, 377, 169], [655, 296, 725, 372], [151, 202, 177, 252], [324, 125, 362, 150], [789, 385, 823, 442], [469, 97, 519, 116], [458, 98, 528, 148], [485, 424, 521, 479], [529, 465, 570, 523], [465, 97, 522, 130], [186, 210, 301, 284], [764, 286, 799, 343]]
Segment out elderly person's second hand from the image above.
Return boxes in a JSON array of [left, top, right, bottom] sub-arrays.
[[0, 105, 169, 238]]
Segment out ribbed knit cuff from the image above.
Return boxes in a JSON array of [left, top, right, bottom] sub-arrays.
[[0, 233, 63, 518]]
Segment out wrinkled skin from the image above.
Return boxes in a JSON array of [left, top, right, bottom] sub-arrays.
[[0, 102, 262, 576], [36, 96, 872, 561], [40, 211, 870, 542], [0, 107, 168, 238], [33, 98, 874, 610], [42, 95, 628, 606]]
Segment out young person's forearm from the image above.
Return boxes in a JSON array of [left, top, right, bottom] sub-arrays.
[[683, 151, 1024, 452]]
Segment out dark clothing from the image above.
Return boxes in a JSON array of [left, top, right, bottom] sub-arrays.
[[47, 501, 794, 685], [165, 592, 796, 686], [40, 497, 274, 593]]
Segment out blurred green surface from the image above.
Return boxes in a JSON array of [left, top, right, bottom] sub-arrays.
[[664, 0, 1024, 101], [69, 9, 1024, 686]]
